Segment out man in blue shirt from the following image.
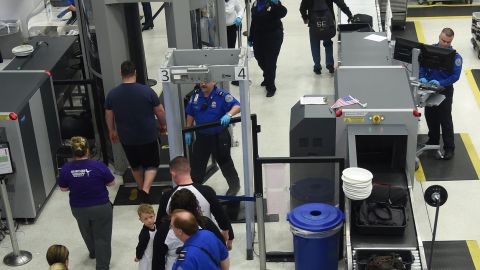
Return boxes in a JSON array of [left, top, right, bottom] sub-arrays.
[[419, 28, 462, 160], [171, 210, 230, 270], [105, 60, 167, 202], [185, 81, 241, 196]]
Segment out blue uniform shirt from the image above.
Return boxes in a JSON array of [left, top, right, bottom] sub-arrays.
[[419, 44, 462, 88], [172, 230, 228, 270], [185, 86, 240, 135]]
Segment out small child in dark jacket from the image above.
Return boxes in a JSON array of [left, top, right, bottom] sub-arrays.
[[135, 204, 157, 270]]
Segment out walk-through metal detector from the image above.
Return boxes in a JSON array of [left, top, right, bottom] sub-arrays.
[[77, 0, 228, 172], [159, 47, 255, 258]]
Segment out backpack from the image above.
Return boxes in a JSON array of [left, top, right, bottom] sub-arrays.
[[308, 0, 336, 40]]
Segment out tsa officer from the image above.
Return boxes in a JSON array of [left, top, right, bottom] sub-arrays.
[[248, 0, 288, 97], [419, 27, 462, 160], [185, 81, 241, 196]]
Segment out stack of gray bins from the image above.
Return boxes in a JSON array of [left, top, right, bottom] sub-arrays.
[[0, 20, 23, 59], [378, 0, 408, 29]]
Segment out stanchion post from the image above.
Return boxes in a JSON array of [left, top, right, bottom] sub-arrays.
[[255, 194, 267, 270], [0, 176, 32, 266]]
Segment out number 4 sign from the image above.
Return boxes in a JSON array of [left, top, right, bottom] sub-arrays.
[[234, 67, 248, 81]]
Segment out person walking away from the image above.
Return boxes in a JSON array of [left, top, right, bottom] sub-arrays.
[[248, 0, 287, 97]]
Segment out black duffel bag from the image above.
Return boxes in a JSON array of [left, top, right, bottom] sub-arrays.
[[357, 201, 405, 227]]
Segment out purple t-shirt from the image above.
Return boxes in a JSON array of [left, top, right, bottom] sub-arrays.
[[58, 159, 114, 208]]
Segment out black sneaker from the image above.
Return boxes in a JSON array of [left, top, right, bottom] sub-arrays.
[[326, 64, 335, 74], [443, 149, 455, 160], [231, 81, 239, 86], [266, 85, 276, 97], [260, 81, 267, 86], [313, 66, 321, 74]]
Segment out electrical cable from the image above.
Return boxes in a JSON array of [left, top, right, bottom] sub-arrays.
[[419, 181, 434, 235]]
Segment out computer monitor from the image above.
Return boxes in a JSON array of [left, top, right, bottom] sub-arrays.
[[393, 37, 422, 64], [419, 44, 456, 73]]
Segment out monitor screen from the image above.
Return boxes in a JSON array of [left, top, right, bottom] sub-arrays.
[[393, 37, 422, 64], [0, 143, 14, 175], [419, 44, 456, 73]]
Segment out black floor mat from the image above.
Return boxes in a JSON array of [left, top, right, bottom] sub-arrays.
[[408, 5, 479, 17], [418, 134, 479, 181], [392, 21, 419, 42], [423, 241, 476, 269], [113, 185, 172, 206], [472, 69, 480, 88]]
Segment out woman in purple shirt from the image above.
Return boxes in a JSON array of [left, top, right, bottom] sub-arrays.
[[58, 136, 115, 270]]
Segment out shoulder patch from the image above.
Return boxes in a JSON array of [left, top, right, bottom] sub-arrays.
[[225, 94, 234, 103], [177, 250, 187, 260], [455, 58, 462, 66]]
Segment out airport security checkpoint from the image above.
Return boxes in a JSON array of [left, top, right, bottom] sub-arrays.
[[1, 0, 479, 269]]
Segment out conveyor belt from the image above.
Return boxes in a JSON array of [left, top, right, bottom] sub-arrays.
[[350, 171, 419, 249], [353, 249, 423, 270]]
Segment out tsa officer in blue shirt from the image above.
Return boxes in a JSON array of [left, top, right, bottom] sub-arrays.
[[419, 27, 462, 160], [185, 81, 241, 196]]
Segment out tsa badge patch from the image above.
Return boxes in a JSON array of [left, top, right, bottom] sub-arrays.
[[455, 58, 462, 66], [225, 94, 234, 103]]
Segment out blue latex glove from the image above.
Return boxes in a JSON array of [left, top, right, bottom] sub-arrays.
[[271, 0, 279, 4], [57, 9, 70, 19], [234, 17, 242, 26], [184, 132, 192, 145], [429, 79, 440, 86], [248, 41, 253, 47], [220, 114, 232, 127], [418, 78, 428, 84]]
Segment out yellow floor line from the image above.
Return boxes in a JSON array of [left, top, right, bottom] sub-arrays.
[[460, 133, 480, 179], [415, 161, 426, 182], [466, 240, 480, 269], [414, 21, 426, 44], [407, 15, 472, 21], [466, 69, 480, 107], [408, 3, 480, 8]]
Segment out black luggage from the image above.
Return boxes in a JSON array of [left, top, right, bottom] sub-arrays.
[[352, 14, 373, 30]]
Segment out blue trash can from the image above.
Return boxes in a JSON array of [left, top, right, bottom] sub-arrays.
[[287, 203, 344, 270]]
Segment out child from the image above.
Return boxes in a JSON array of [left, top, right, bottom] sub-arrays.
[[135, 204, 157, 270]]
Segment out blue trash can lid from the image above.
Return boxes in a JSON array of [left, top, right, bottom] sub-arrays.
[[287, 203, 344, 232]]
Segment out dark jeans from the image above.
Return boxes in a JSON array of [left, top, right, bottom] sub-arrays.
[[71, 202, 113, 270], [191, 129, 239, 185], [142, 2, 153, 26], [253, 29, 284, 87], [425, 86, 455, 150], [309, 29, 334, 69], [227, 24, 239, 48]]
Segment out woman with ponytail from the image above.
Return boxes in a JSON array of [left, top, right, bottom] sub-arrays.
[[58, 136, 115, 270]]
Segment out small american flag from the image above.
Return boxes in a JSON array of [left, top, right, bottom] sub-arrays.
[[331, 95, 360, 109]]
